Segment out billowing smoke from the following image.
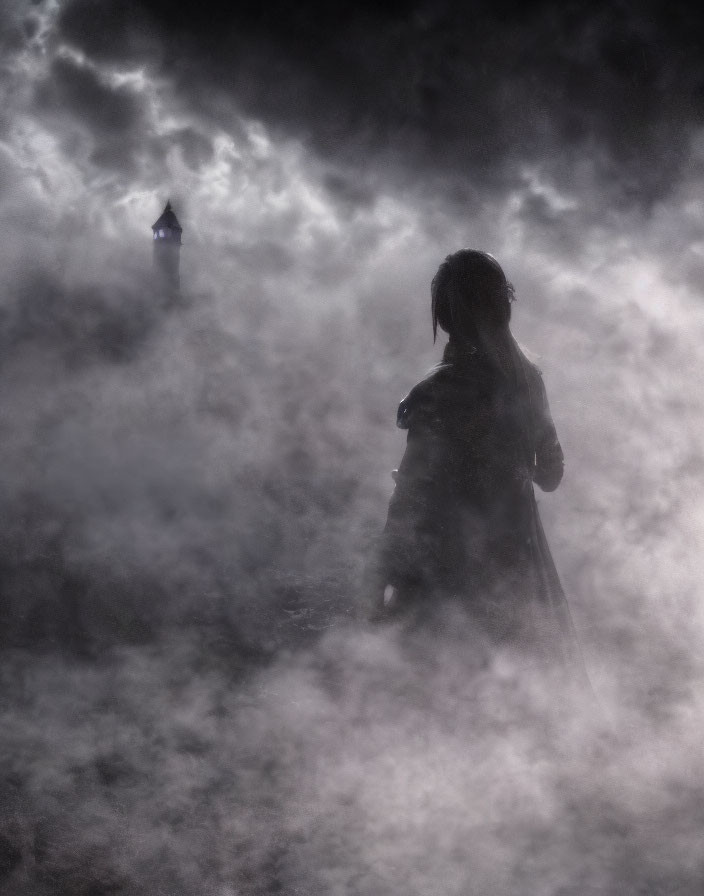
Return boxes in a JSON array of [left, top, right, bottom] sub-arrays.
[[2, 1, 704, 893]]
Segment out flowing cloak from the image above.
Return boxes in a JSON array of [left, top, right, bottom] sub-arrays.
[[371, 339, 584, 669]]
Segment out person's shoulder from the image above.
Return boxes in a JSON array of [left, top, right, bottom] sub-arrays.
[[396, 362, 462, 429], [514, 341, 545, 382]]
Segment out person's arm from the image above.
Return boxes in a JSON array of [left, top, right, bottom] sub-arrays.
[[367, 388, 442, 616], [533, 373, 564, 492], [378, 418, 436, 581]]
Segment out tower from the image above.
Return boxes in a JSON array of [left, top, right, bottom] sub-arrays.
[[151, 200, 182, 292]]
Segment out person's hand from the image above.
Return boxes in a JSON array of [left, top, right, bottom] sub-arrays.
[[367, 583, 400, 622], [383, 584, 397, 608]]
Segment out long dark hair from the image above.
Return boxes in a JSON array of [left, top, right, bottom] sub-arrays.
[[431, 249, 515, 343]]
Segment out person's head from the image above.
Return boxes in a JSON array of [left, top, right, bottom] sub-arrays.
[[431, 249, 515, 343]]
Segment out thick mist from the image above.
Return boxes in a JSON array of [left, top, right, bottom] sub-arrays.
[[2, 1, 704, 893]]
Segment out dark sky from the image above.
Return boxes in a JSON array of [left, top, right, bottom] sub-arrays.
[[3, 2, 704, 894], [32, 0, 704, 203]]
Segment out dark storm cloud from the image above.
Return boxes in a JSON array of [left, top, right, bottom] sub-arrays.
[[57, 0, 159, 64], [0, 144, 18, 200], [56, 0, 704, 208], [323, 171, 377, 209], [168, 127, 214, 169], [0, 3, 29, 54], [26, 45, 157, 177], [34, 54, 145, 136]]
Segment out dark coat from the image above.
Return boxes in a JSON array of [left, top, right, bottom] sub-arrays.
[[372, 339, 582, 667]]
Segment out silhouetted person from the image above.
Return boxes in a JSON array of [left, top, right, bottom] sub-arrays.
[[370, 250, 584, 670]]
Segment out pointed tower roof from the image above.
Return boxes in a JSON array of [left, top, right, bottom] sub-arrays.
[[151, 200, 182, 234]]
